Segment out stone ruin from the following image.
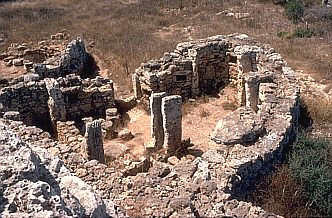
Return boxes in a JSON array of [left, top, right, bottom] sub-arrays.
[[0, 34, 300, 217]]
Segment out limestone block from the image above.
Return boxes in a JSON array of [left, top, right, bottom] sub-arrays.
[[150, 92, 167, 149], [3, 111, 21, 121], [162, 95, 182, 154], [45, 78, 66, 121], [211, 106, 265, 145], [83, 119, 105, 163]]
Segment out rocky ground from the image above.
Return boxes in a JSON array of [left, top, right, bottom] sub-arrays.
[[0, 121, 128, 218]]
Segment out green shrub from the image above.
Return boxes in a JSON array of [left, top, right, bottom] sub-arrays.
[[292, 28, 315, 38], [284, 0, 304, 23], [277, 28, 315, 38], [289, 134, 332, 215]]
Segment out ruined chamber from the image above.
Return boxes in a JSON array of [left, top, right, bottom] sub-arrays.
[[0, 34, 300, 218]]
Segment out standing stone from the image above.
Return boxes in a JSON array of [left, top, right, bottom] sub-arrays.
[[132, 74, 143, 99], [45, 78, 66, 121], [150, 92, 167, 149], [161, 95, 182, 154], [83, 119, 105, 163], [245, 75, 259, 112]]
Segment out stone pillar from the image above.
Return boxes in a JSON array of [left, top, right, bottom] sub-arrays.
[[83, 119, 105, 163], [150, 92, 167, 149], [236, 52, 256, 106], [161, 95, 182, 154], [132, 74, 142, 99], [191, 61, 200, 97], [45, 78, 66, 121], [245, 75, 260, 112]]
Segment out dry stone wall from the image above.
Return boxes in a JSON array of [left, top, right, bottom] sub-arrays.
[[133, 35, 260, 100], [0, 34, 300, 218], [0, 74, 115, 126], [33, 38, 90, 80]]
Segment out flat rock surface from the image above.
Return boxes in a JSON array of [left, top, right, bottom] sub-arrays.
[[211, 106, 265, 145]]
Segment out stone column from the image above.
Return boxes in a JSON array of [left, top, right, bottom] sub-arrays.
[[132, 74, 142, 99], [150, 92, 167, 149], [245, 74, 260, 112], [83, 119, 105, 163], [45, 78, 66, 121], [236, 52, 256, 106], [161, 95, 182, 154]]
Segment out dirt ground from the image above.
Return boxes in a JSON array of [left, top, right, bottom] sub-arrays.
[[107, 86, 238, 157]]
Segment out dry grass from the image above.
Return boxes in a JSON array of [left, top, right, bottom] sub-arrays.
[[302, 94, 332, 124], [0, 0, 331, 94], [0, 0, 331, 215], [249, 164, 311, 217]]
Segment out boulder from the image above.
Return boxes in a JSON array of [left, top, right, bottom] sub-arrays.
[[118, 129, 134, 140], [211, 107, 265, 145]]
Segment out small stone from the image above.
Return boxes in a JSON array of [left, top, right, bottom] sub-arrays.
[[12, 59, 24, 66], [167, 156, 180, 165], [118, 129, 134, 140]]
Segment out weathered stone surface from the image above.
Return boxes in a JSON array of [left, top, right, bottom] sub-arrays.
[[83, 119, 105, 163], [3, 111, 21, 121], [211, 106, 265, 145], [150, 92, 167, 149], [162, 95, 182, 154], [104, 142, 129, 160], [60, 176, 107, 217], [0, 34, 300, 218], [118, 129, 134, 140], [0, 121, 124, 217]]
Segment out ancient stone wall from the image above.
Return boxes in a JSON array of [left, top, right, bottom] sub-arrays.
[[133, 35, 261, 100], [0, 34, 301, 218], [33, 38, 90, 79], [0, 74, 115, 126], [0, 81, 49, 126]]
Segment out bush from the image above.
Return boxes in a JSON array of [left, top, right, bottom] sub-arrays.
[[277, 28, 316, 38], [292, 28, 315, 37], [284, 0, 304, 23], [289, 134, 332, 215]]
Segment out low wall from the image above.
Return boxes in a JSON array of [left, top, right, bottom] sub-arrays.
[[0, 74, 115, 126]]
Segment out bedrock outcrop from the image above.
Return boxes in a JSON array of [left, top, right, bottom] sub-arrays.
[[0, 122, 127, 218]]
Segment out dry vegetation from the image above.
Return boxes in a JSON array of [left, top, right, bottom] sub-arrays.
[[1, 0, 331, 215], [0, 0, 331, 93]]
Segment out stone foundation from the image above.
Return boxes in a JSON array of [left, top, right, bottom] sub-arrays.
[[0, 34, 301, 218]]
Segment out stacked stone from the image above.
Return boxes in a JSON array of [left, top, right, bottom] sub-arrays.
[[0, 34, 301, 218], [45, 78, 66, 121], [0, 80, 49, 125], [59, 38, 89, 75], [56, 121, 85, 153], [0, 74, 115, 125], [104, 107, 121, 139], [133, 35, 262, 100], [0, 42, 62, 70]]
